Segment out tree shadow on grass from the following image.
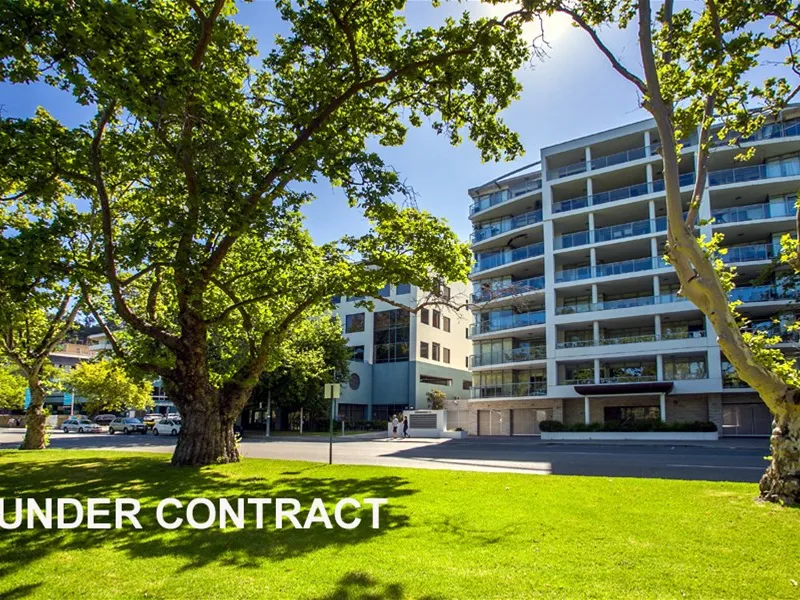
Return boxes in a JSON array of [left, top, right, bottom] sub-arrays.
[[0, 583, 42, 599], [0, 455, 417, 580], [310, 571, 445, 600]]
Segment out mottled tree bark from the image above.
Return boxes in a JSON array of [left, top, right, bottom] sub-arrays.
[[20, 380, 47, 450], [759, 405, 800, 504]]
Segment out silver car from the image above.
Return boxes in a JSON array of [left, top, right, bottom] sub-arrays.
[[62, 419, 103, 434]]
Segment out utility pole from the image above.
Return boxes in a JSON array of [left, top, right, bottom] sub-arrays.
[[265, 388, 271, 438]]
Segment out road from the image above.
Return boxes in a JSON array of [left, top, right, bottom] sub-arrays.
[[0, 429, 770, 482]]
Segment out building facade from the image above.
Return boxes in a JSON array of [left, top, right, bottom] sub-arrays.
[[467, 107, 800, 436], [333, 283, 473, 421]]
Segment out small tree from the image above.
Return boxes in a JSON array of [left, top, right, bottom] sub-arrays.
[[64, 360, 153, 415], [0, 362, 26, 411], [427, 389, 446, 410]]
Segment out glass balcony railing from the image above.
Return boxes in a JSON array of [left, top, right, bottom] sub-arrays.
[[721, 243, 776, 264], [471, 382, 547, 399], [556, 330, 705, 349], [472, 276, 546, 303], [729, 285, 798, 303], [712, 199, 797, 225], [470, 179, 543, 216], [470, 310, 547, 336], [553, 172, 695, 214], [559, 377, 595, 385], [709, 162, 800, 187], [555, 256, 668, 284], [555, 217, 668, 250], [472, 242, 544, 274], [555, 292, 687, 315], [470, 210, 543, 244], [548, 144, 661, 180], [599, 375, 658, 384], [469, 346, 547, 367], [737, 118, 800, 143]]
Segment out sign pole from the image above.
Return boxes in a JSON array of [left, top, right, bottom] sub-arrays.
[[266, 388, 271, 438], [328, 395, 334, 465], [324, 382, 340, 465]]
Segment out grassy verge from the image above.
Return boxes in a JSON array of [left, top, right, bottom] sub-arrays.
[[0, 450, 798, 599]]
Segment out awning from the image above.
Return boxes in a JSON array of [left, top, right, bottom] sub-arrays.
[[574, 382, 674, 396]]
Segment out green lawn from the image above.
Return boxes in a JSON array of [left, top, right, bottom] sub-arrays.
[[0, 451, 798, 599]]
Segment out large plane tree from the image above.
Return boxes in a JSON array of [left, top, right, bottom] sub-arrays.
[[520, 0, 800, 503], [0, 0, 531, 465]]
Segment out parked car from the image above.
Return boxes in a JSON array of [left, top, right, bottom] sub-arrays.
[[152, 419, 181, 436], [63, 419, 103, 434], [108, 417, 147, 435], [142, 413, 165, 427], [94, 414, 116, 426]]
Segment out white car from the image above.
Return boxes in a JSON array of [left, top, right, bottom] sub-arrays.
[[62, 419, 103, 434], [152, 419, 181, 436]]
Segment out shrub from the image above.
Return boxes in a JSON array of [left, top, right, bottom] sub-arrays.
[[542, 420, 718, 433]]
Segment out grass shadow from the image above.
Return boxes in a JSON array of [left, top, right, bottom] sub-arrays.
[[0, 454, 417, 579]]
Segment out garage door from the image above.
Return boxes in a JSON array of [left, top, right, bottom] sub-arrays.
[[512, 409, 554, 435], [477, 410, 501, 436], [512, 409, 536, 435], [722, 403, 773, 436]]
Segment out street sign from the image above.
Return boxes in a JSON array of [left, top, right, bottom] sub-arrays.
[[324, 383, 341, 399]]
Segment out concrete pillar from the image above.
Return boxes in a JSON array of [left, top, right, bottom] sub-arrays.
[[593, 320, 600, 343], [584, 396, 590, 425], [648, 199, 656, 220], [644, 130, 651, 154], [593, 358, 601, 384], [650, 237, 658, 258], [656, 354, 664, 381], [659, 393, 666, 422], [585, 146, 592, 170], [653, 275, 661, 297], [590, 247, 597, 267], [591, 284, 599, 305], [586, 177, 593, 204], [654, 314, 662, 338], [646, 163, 654, 186], [553, 398, 564, 423]]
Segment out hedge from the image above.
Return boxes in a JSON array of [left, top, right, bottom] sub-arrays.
[[539, 419, 717, 433]]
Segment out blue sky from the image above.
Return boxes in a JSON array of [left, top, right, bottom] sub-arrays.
[[1, 1, 785, 244]]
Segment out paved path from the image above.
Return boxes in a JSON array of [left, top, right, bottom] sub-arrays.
[[0, 429, 770, 482]]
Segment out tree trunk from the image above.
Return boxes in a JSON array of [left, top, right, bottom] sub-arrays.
[[20, 380, 47, 450], [759, 404, 800, 505], [171, 399, 240, 466]]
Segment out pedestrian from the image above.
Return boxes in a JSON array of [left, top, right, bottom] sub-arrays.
[[391, 414, 399, 440], [403, 415, 410, 438]]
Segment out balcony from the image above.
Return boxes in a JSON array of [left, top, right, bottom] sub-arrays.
[[470, 210, 543, 244], [470, 311, 547, 336], [470, 179, 543, 216], [548, 144, 661, 180], [737, 118, 800, 143], [472, 276, 546, 303], [712, 199, 796, 225], [555, 292, 687, 315], [555, 256, 668, 284], [729, 284, 798, 303], [472, 242, 544, 274], [721, 243, 776, 264], [469, 346, 547, 367], [553, 172, 695, 214], [709, 162, 800, 187], [599, 375, 658, 384], [555, 216, 668, 250], [471, 382, 547, 399], [556, 330, 706, 349]]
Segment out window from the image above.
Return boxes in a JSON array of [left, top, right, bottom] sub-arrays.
[[442, 285, 451, 301], [373, 309, 410, 363], [465, 357, 469, 368], [348, 296, 364, 302], [465, 327, 469, 338], [331, 295, 341, 304], [349, 345, 365, 362], [345, 313, 365, 333], [420, 341, 429, 359], [396, 283, 411, 295], [432, 310, 441, 329], [604, 406, 660, 422], [420, 374, 452, 386], [462, 380, 472, 390], [421, 309, 430, 324], [432, 342, 441, 361], [443, 316, 451, 332], [348, 373, 361, 390], [378, 284, 390, 297], [443, 348, 450, 364]]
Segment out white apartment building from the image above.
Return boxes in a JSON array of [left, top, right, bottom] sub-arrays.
[[333, 282, 473, 422], [467, 106, 800, 436]]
